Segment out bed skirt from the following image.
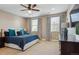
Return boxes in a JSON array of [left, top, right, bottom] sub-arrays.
[[5, 39, 39, 51]]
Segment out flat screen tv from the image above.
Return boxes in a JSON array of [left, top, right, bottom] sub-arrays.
[[71, 12, 79, 22], [70, 9, 79, 27]]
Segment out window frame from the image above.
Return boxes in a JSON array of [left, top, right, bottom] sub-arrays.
[[50, 16, 60, 32], [31, 19, 38, 32]]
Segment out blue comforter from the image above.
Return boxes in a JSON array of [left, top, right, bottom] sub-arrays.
[[5, 34, 39, 50]]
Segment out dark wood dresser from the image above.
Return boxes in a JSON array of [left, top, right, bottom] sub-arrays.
[[60, 40, 79, 55], [0, 37, 5, 48]]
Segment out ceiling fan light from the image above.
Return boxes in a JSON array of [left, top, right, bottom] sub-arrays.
[[28, 10, 32, 14]]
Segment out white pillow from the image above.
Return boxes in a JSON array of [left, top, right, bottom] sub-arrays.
[[67, 27, 76, 35]]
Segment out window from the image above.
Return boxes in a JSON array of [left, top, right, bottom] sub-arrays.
[[31, 19, 38, 32], [50, 17, 60, 32]]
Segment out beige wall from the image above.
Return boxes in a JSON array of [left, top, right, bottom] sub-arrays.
[[0, 10, 27, 31], [0, 10, 28, 36], [41, 16, 47, 39]]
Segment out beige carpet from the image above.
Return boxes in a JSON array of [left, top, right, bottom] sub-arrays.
[[0, 40, 60, 55]]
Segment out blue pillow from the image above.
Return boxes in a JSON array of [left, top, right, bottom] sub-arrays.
[[20, 29, 25, 35], [17, 29, 29, 36], [8, 29, 16, 36], [17, 31, 22, 36], [24, 31, 29, 35]]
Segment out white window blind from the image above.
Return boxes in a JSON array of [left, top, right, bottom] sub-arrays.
[[31, 19, 38, 32]]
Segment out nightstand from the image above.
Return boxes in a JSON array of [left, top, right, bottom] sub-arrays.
[[0, 37, 5, 48]]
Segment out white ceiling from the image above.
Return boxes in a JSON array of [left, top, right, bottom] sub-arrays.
[[0, 4, 71, 17]]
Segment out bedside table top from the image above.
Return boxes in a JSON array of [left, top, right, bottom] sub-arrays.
[[0, 36, 6, 42], [0, 37, 5, 38]]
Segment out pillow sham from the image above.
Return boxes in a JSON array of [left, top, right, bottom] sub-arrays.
[[8, 29, 16, 36], [4, 31, 9, 36], [17, 31, 22, 36], [20, 29, 24, 35], [17, 30, 29, 36]]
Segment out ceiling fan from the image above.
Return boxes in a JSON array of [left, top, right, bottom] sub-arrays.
[[20, 4, 40, 12]]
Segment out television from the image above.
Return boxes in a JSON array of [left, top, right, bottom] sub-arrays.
[[70, 9, 79, 27], [71, 12, 79, 22]]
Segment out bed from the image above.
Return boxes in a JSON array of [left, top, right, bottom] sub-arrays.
[[5, 34, 39, 51]]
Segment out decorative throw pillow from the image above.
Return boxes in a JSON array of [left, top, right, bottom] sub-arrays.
[[20, 29, 24, 35], [24, 31, 29, 35], [17, 30, 29, 36], [17, 31, 22, 36], [8, 29, 16, 36], [4, 31, 9, 36]]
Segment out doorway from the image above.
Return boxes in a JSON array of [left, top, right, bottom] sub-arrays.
[[50, 16, 60, 41]]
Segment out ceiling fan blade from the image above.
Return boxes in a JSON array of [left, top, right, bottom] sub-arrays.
[[28, 4, 31, 9], [32, 4, 36, 8], [32, 9, 40, 11], [20, 9, 26, 11], [20, 4, 28, 8]]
